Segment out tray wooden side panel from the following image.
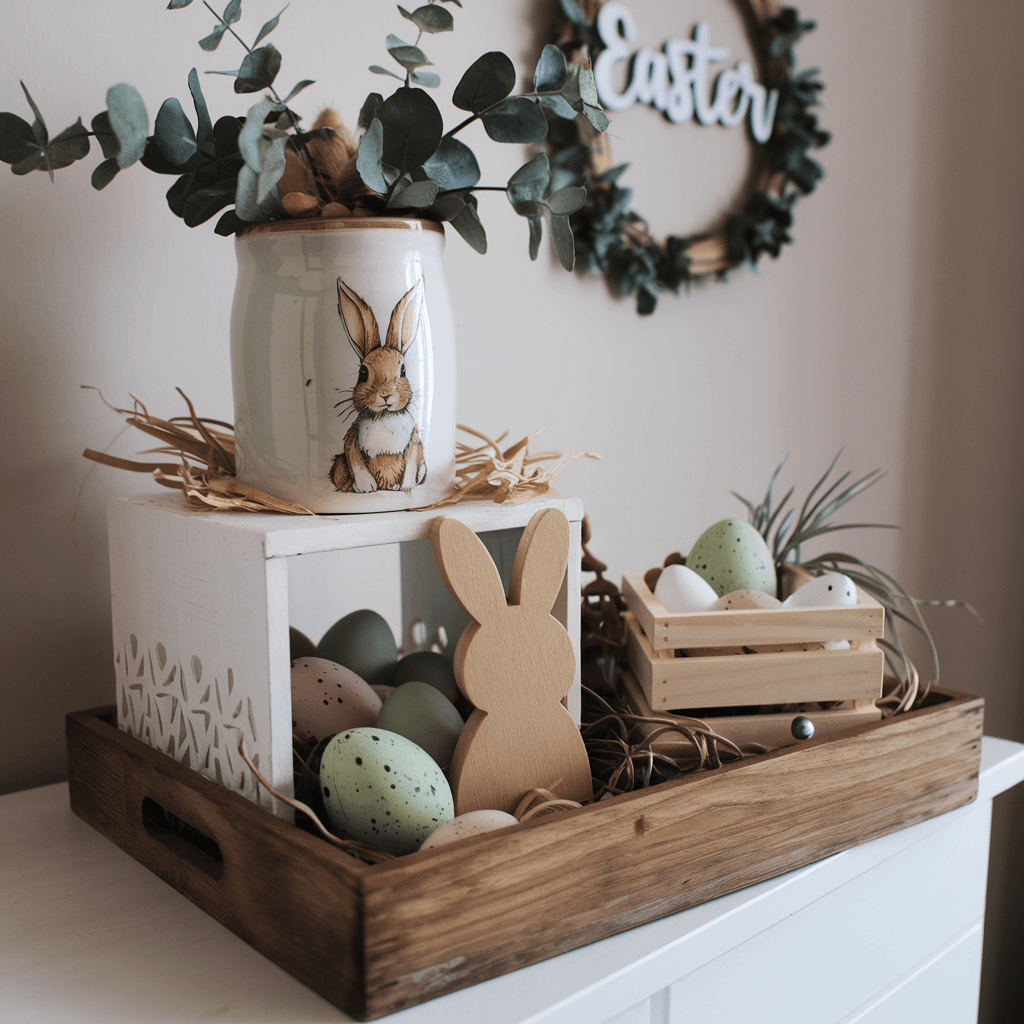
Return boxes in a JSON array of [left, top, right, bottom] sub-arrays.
[[626, 613, 884, 709], [622, 571, 884, 650], [355, 691, 983, 1018], [66, 709, 371, 1019]]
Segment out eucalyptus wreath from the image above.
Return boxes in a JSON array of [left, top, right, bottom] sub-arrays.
[[550, 1, 830, 313]]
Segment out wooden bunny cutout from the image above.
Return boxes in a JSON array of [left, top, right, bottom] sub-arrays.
[[430, 508, 594, 815]]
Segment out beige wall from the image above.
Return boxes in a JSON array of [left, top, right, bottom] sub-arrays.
[[1, 1, 1020, 1019]]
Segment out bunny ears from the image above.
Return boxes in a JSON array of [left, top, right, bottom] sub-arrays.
[[336, 278, 424, 360], [430, 508, 570, 626]]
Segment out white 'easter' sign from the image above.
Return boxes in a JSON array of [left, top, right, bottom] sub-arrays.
[[593, 2, 779, 143]]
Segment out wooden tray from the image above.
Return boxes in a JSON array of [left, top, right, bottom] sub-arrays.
[[66, 694, 983, 1021]]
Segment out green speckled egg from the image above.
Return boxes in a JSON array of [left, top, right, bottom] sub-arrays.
[[376, 681, 464, 770], [687, 519, 776, 597], [316, 609, 397, 689], [319, 727, 454, 855]]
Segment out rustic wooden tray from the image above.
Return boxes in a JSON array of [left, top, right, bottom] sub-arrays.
[[66, 693, 983, 1021]]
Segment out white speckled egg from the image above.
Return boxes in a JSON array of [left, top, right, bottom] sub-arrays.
[[687, 519, 776, 597], [782, 572, 857, 609], [711, 589, 783, 611], [291, 657, 381, 742], [319, 727, 454, 855], [654, 564, 718, 613], [419, 809, 519, 850]]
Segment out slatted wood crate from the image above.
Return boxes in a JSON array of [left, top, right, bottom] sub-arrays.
[[622, 566, 886, 713]]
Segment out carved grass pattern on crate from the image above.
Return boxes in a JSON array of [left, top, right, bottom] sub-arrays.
[[116, 632, 264, 806]]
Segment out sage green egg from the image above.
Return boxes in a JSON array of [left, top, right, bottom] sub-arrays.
[[376, 681, 464, 770], [687, 518, 776, 597], [319, 727, 454, 855], [391, 650, 460, 705], [316, 609, 397, 689]]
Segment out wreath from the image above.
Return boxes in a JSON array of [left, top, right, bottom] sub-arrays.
[[551, 1, 830, 314]]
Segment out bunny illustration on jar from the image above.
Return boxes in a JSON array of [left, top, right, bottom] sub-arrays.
[[330, 278, 428, 493], [430, 507, 594, 815]]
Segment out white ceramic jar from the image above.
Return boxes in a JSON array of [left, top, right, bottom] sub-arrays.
[[231, 218, 456, 512]]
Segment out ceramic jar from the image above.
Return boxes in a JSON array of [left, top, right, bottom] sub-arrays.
[[231, 218, 456, 512]]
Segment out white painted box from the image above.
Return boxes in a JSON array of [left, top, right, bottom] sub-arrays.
[[108, 492, 583, 818]]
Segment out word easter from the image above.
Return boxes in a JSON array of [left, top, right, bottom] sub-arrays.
[[592, 2, 779, 143]]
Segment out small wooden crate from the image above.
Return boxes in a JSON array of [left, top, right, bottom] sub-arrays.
[[67, 688, 983, 1020], [622, 567, 886, 712]]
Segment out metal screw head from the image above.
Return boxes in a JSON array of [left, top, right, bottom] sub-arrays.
[[791, 715, 815, 740]]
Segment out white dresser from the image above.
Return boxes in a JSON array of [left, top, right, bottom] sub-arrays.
[[2, 736, 1022, 1024]]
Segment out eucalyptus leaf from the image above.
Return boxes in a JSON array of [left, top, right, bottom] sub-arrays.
[[387, 42, 433, 72], [636, 287, 656, 314], [508, 197, 542, 218], [214, 208, 246, 235], [199, 24, 228, 50], [559, 0, 589, 27], [356, 117, 388, 193], [254, 5, 288, 47], [11, 150, 46, 175], [91, 157, 120, 190], [370, 65, 404, 81], [235, 44, 282, 94], [358, 93, 384, 131], [422, 134, 479, 190], [141, 136, 188, 174], [545, 184, 586, 215], [188, 69, 214, 153], [452, 51, 515, 113], [283, 79, 315, 104], [411, 70, 441, 88], [578, 64, 600, 107], [154, 98, 198, 165], [379, 88, 443, 172], [549, 211, 575, 270], [213, 114, 243, 157], [538, 93, 577, 120], [90, 110, 120, 160], [507, 153, 550, 203], [183, 179, 236, 226], [481, 97, 548, 144], [399, 5, 454, 33], [238, 97, 275, 171], [583, 103, 610, 132], [387, 176, 439, 210], [106, 84, 148, 168], [450, 197, 486, 253], [235, 161, 282, 221], [258, 134, 287, 204], [528, 215, 542, 260], [426, 191, 467, 221], [223, 0, 242, 25], [20, 82, 48, 146], [46, 119, 90, 169], [534, 44, 568, 92], [167, 0, 196, 8], [0, 112, 39, 166]]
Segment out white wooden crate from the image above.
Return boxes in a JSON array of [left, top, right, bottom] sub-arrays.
[[108, 492, 584, 819]]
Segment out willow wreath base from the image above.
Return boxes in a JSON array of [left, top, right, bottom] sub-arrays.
[[552, 1, 830, 314]]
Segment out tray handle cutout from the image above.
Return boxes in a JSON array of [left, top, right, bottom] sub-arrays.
[[141, 796, 225, 881]]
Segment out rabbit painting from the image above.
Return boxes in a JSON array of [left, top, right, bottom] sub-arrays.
[[430, 508, 594, 815], [330, 279, 427, 493]]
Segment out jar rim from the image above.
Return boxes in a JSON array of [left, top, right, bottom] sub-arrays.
[[237, 216, 445, 238]]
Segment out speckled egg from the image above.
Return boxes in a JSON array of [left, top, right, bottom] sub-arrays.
[[687, 519, 776, 597], [316, 609, 397, 689], [782, 572, 857, 609], [291, 657, 382, 742], [319, 727, 454, 855], [654, 564, 718, 613], [419, 809, 519, 851], [391, 650, 461, 705], [711, 589, 783, 611], [376, 681, 464, 770]]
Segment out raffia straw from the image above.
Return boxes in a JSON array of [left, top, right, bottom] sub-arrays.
[[514, 788, 585, 822], [410, 424, 601, 510], [236, 735, 395, 864]]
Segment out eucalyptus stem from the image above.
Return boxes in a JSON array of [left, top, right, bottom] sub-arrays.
[[202, 0, 283, 104]]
